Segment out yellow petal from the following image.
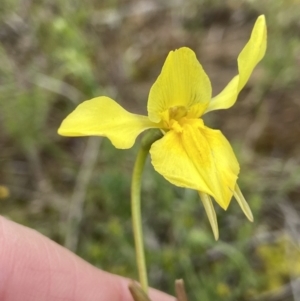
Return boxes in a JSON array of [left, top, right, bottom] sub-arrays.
[[147, 47, 212, 123], [233, 185, 253, 222], [199, 192, 219, 240], [200, 125, 240, 208], [149, 119, 239, 209], [205, 15, 267, 113], [58, 96, 160, 149]]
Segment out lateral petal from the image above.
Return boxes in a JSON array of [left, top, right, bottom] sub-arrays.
[[58, 96, 160, 149], [147, 47, 212, 123], [149, 120, 239, 209], [205, 15, 267, 113]]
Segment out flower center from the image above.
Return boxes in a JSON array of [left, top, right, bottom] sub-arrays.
[[166, 106, 188, 133], [161, 105, 204, 133], [169, 106, 188, 121]]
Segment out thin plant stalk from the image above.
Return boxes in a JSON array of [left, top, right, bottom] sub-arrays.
[[131, 130, 162, 294]]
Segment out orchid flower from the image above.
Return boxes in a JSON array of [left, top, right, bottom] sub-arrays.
[[58, 15, 267, 240]]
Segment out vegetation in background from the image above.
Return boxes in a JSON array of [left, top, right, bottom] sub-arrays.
[[1, 0, 300, 300]]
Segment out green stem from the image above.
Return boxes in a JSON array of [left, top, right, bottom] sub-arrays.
[[131, 130, 163, 294]]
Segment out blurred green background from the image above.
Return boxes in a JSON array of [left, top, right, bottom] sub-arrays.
[[1, 0, 300, 300]]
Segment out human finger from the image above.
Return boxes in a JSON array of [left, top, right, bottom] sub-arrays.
[[0, 216, 175, 301]]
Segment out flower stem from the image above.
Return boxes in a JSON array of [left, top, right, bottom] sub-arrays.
[[131, 130, 163, 294]]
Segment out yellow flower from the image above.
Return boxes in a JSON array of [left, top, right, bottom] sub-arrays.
[[58, 15, 267, 239]]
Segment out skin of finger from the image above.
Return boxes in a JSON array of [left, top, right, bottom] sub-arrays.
[[0, 216, 175, 301]]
